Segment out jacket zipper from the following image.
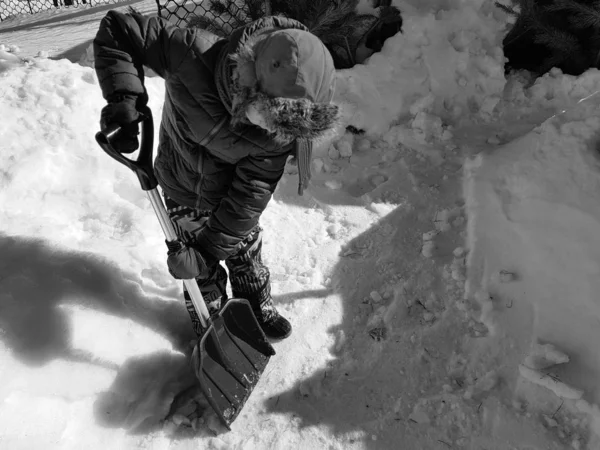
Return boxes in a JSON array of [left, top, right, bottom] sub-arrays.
[[194, 116, 229, 209]]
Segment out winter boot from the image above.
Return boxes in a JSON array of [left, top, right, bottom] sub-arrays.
[[225, 226, 292, 339], [252, 296, 292, 340]]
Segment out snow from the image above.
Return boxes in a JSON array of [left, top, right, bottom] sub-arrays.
[[2, 0, 600, 449], [464, 90, 600, 445]]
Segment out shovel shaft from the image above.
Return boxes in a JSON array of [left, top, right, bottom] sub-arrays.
[[96, 112, 211, 327], [184, 280, 211, 327], [146, 189, 211, 327], [146, 189, 178, 241]]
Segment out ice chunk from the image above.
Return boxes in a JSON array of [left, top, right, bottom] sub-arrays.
[[337, 140, 353, 158], [524, 343, 569, 370], [325, 180, 343, 190], [519, 365, 583, 400]]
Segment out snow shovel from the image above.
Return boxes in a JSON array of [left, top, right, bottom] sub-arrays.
[[95, 107, 275, 429]]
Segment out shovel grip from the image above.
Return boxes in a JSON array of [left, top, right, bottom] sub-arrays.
[[95, 106, 157, 191]]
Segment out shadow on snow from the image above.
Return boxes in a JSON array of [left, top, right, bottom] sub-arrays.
[[0, 232, 201, 433], [265, 144, 470, 449]]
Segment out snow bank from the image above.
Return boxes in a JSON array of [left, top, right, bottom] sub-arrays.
[[464, 91, 600, 446], [334, 0, 600, 156], [0, 0, 159, 61], [335, 0, 507, 137], [0, 58, 169, 274], [0, 45, 24, 72]]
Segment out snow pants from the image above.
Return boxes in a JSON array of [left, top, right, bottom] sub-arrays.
[[165, 195, 272, 336]]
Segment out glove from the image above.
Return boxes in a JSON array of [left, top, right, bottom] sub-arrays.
[[166, 240, 213, 280], [100, 94, 142, 153]]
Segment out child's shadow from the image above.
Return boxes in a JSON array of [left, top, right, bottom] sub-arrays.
[[0, 232, 195, 368]]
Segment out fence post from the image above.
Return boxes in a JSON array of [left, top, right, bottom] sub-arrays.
[[27, 0, 34, 14], [264, 0, 271, 16]]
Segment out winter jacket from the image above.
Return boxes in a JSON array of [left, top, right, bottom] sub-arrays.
[[93, 12, 336, 261]]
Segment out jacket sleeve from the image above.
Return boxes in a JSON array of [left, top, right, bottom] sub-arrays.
[[194, 152, 289, 260], [93, 10, 196, 101]]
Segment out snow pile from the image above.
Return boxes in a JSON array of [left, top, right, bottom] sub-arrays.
[[464, 91, 600, 448], [0, 44, 24, 72], [504, 67, 600, 111], [0, 57, 169, 272], [335, 0, 507, 139], [333, 1, 600, 158]]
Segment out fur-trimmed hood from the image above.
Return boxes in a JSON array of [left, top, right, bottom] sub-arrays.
[[215, 16, 340, 146]]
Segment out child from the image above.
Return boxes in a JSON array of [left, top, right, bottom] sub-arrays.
[[94, 10, 340, 340]]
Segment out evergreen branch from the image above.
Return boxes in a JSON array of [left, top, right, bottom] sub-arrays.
[[304, 0, 357, 34], [343, 36, 355, 66], [512, 0, 534, 16], [187, 14, 229, 36], [591, 30, 600, 66], [520, 2, 578, 54], [245, 0, 265, 21], [208, 0, 227, 15], [532, 25, 579, 54], [502, 0, 600, 75], [568, 12, 600, 29], [524, 0, 540, 17], [268, 0, 369, 58], [495, 1, 519, 16], [545, 0, 600, 28], [502, 15, 535, 46], [184, 0, 398, 68], [502, 0, 547, 47], [536, 53, 569, 76]]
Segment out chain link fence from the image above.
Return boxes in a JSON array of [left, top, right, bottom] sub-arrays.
[[153, 0, 403, 69], [0, 0, 125, 22], [155, 0, 268, 35]]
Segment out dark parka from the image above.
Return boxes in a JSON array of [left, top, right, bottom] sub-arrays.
[[94, 12, 308, 261]]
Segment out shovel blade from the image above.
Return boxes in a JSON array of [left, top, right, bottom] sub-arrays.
[[191, 299, 275, 429]]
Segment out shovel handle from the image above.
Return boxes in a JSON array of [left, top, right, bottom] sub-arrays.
[[146, 190, 211, 325], [95, 106, 157, 192], [94, 107, 211, 325]]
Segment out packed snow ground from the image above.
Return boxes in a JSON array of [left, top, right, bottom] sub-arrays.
[[2, 0, 600, 449], [0, 0, 158, 62]]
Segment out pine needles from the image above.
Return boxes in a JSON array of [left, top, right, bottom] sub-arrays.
[[547, 0, 600, 28], [186, 0, 266, 36], [498, 0, 600, 76], [184, 0, 402, 69]]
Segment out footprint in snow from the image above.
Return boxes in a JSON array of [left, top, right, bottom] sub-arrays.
[[345, 172, 390, 198]]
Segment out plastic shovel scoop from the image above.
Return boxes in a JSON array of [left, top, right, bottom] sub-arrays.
[[95, 107, 275, 429]]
